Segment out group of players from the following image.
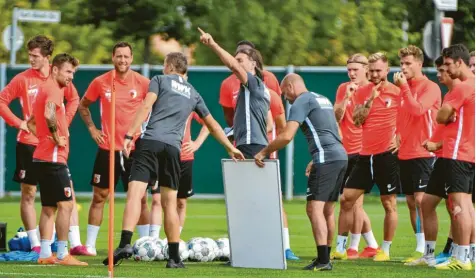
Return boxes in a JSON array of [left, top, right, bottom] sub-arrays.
[[0, 27, 474, 271]]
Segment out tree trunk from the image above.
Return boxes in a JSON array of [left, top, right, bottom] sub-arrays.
[[143, 36, 150, 64]]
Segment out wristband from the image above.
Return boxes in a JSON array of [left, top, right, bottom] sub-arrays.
[[124, 134, 133, 140]]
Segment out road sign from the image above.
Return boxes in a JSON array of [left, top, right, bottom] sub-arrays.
[[423, 21, 437, 60], [2, 25, 24, 52], [16, 9, 61, 23], [433, 0, 458, 11], [441, 17, 454, 48]]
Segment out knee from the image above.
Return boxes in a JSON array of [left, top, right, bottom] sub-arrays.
[[177, 199, 186, 210], [306, 203, 313, 217], [92, 188, 108, 206], [57, 200, 74, 212], [341, 198, 355, 212], [415, 197, 424, 209], [152, 195, 161, 208], [381, 197, 397, 214], [140, 195, 148, 206], [21, 186, 36, 203]]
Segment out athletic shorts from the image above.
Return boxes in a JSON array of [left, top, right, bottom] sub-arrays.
[[33, 162, 73, 207], [307, 160, 347, 202], [399, 157, 434, 195], [150, 160, 195, 199], [13, 142, 38, 186], [345, 151, 400, 195], [130, 139, 181, 191], [236, 144, 267, 159], [425, 158, 447, 199], [442, 158, 475, 195], [341, 153, 359, 193], [90, 148, 133, 191]]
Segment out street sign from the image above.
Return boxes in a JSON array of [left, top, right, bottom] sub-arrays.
[[16, 9, 61, 23], [423, 21, 437, 60], [433, 0, 458, 11], [441, 17, 454, 48], [2, 25, 24, 52]]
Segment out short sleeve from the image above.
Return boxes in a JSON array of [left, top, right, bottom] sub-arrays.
[[288, 95, 310, 124], [244, 72, 260, 93], [219, 78, 233, 108], [194, 94, 210, 119], [84, 78, 101, 102], [263, 71, 282, 95], [148, 75, 162, 96], [192, 112, 204, 124]]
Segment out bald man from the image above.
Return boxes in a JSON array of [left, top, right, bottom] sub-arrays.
[[255, 74, 347, 271]]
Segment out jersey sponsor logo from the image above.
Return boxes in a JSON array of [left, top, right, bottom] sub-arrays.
[[171, 79, 191, 98], [93, 174, 101, 184], [105, 89, 112, 102], [64, 187, 72, 198], [130, 89, 137, 99], [19, 170, 26, 179]]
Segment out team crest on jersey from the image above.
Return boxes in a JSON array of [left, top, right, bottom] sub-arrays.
[[385, 98, 392, 108], [19, 170, 26, 179], [64, 187, 72, 198], [105, 89, 112, 102], [94, 174, 101, 184], [129, 89, 137, 99]]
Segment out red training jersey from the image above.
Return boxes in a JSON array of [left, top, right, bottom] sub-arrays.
[[335, 82, 363, 154]]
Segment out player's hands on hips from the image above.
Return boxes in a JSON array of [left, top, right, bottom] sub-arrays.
[[198, 27, 216, 47], [123, 137, 133, 158], [254, 151, 267, 168], [183, 141, 199, 154], [305, 160, 313, 177], [48, 136, 67, 147], [228, 147, 245, 162], [422, 140, 441, 152], [89, 127, 106, 145], [393, 72, 408, 87], [19, 120, 30, 133], [345, 83, 358, 99]]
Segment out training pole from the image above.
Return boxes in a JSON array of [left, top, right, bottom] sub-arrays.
[[108, 72, 116, 277]]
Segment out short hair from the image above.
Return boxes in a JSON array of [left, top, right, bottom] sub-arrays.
[[112, 41, 133, 55], [347, 53, 368, 65], [470, 50, 475, 57], [236, 40, 255, 49], [235, 48, 263, 80], [368, 52, 388, 63], [399, 45, 424, 62], [165, 52, 188, 74], [441, 44, 470, 65], [52, 53, 79, 69], [27, 35, 54, 57], [435, 56, 444, 67]]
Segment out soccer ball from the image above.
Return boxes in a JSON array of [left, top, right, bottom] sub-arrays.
[[188, 238, 218, 262], [215, 238, 230, 261], [154, 238, 167, 261], [163, 240, 189, 261], [133, 236, 157, 261]]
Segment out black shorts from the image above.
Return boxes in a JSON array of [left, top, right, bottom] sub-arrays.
[[33, 162, 73, 207], [443, 158, 475, 195], [425, 158, 447, 199], [130, 139, 181, 191], [307, 160, 347, 202], [150, 160, 194, 199], [341, 154, 359, 193], [90, 148, 133, 192], [237, 144, 266, 159], [13, 142, 38, 186], [399, 157, 434, 195], [345, 151, 400, 195]]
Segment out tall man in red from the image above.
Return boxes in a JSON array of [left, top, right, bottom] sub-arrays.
[[0, 35, 87, 254], [338, 52, 401, 262], [27, 53, 86, 265], [218, 40, 297, 260], [332, 54, 378, 260], [78, 42, 151, 256], [393, 45, 441, 262]]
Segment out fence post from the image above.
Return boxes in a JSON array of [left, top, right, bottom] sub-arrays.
[[0, 63, 7, 198], [284, 65, 295, 201], [141, 63, 150, 79]]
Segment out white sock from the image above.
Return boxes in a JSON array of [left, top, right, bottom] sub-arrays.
[[362, 230, 379, 249], [51, 224, 56, 242], [86, 224, 100, 248], [424, 241, 436, 257], [457, 245, 470, 263], [27, 229, 41, 248], [68, 226, 82, 248], [381, 241, 392, 256], [283, 228, 290, 250], [470, 244, 475, 262], [35, 226, 40, 243], [57, 240, 69, 260], [39, 240, 52, 258], [137, 224, 150, 238], [149, 225, 161, 239], [179, 226, 183, 234], [451, 243, 458, 257], [349, 233, 361, 250], [415, 233, 425, 253], [336, 235, 348, 253]]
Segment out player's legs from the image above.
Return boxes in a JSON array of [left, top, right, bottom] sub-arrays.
[[149, 186, 163, 238], [349, 195, 378, 258], [38, 206, 57, 263], [377, 194, 397, 259], [136, 193, 150, 238], [306, 200, 330, 265], [177, 198, 187, 232], [324, 202, 335, 249], [68, 180, 92, 256]]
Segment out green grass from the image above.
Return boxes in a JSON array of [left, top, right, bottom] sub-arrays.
[[0, 197, 473, 278]]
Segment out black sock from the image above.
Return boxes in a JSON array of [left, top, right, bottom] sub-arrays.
[[328, 246, 332, 258], [119, 230, 133, 248], [169, 242, 180, 262], [318, 245, 329, 264], [443, 237, 453, 254]]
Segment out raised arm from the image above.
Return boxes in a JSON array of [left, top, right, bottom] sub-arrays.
[[198, 27, 248, 85]]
